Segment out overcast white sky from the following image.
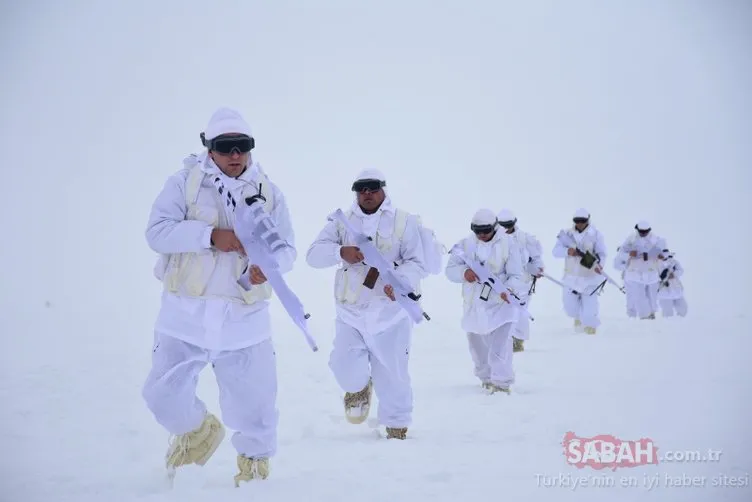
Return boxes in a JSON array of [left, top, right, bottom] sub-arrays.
[[1, 0, 750, 326]]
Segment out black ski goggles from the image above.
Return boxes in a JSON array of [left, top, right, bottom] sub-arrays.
[[351, 179, 385, 193], [635, 225, 651, 236], [202, 134, 255, 155], [471, 223, 496, 235], [498, 220, 516, 229], [573, 217, 589, 225]]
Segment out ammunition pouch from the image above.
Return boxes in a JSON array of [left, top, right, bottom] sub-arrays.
[[579, 251, 598, 269]]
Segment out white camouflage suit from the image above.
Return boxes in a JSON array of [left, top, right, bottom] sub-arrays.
[[497, 209, 544, 344], [445, 209, 526, 390], [657, 254, 687, 317], [613, 221, 667, 319], [306, 170, 429, 430], [552, 209, 608, 332], [142, 111, 296, 464]]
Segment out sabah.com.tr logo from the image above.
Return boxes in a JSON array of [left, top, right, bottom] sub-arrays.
[[562, 432, 722, 470]]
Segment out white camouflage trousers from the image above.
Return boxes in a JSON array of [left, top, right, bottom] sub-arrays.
[[562, 284, 602, 329], [660, 298, 688, 317], [142, 333, 278, 458], [625, 281, 659, 319], [467, 323, 515, 388], [329, 317, 413, 428]]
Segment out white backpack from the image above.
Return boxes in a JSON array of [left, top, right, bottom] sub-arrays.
[[412, 214, 446, 275]]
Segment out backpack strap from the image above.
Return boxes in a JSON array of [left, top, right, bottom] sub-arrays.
[[500, 233, 510, 262], [334, 209, 353, 240], [517, 230, 528, 249], [335, 208, 409, 244], [184, 161, 205, 207], [394, 209, 410, 241], [463, 235, 476, 258], [183, 157, 274, 213]]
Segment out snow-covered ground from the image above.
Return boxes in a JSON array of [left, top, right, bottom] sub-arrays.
[[3, 304, 751, 502], [2, 1, 751, 501]]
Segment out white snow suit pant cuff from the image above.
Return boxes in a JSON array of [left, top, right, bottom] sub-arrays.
[[660, 298, 687, 317], [625, 281, 659, 318], [142, 333, 278, 458], [562, 285, 601, 328], [467, 323, 515, 387], [329, 317, 413, 428]]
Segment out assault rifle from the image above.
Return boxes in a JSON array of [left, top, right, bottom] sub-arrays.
[[541, 272, 583, 296], [658, 263, 676, 291], [329, 209, 431, 323], [556, 230, 625, 294], [232, 188, 318, 352], [621, 242, 665, 262], [449, 244, 534, 321]]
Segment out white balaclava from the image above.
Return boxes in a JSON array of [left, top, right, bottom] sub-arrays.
[[204, 107, 253, 140]]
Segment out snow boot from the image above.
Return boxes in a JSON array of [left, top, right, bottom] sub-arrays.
[[487, 383, 511, 395], [386, 427, 407, 440], [165, 412, 225, 471], [584, 326, 596, 335], [513, 337, 525, 352], [344, 378, 372, 424], [234, 455, 269, 486]]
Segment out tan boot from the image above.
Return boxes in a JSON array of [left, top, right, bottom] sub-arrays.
[[344, 379, 372, 424], [574, 319, 582, 332], [386, 427, 407, 440], [584, 326, 596, 335], [165, 413, 225, 470], [487, 383, 511, 394], [234, 455, 269, 486], [513, 337, 525, 352]]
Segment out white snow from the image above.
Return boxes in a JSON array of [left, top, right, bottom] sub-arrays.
[[1, 1, 751, 501]]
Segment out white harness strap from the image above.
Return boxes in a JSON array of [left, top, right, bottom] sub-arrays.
[[334, 209, 409, 304], [183, 154, 274, 213], [164, 157, 276, 304], [336, 209, 409, 244], [394, 209, 409, 242], [185, 164, 205, 207]]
